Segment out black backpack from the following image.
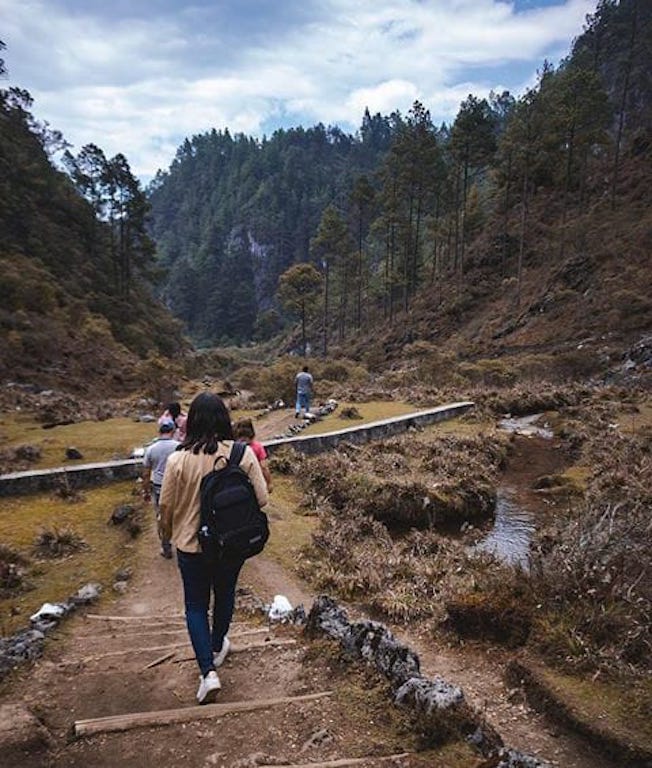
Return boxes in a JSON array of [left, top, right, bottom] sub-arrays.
[[198, 441, 269, 561]]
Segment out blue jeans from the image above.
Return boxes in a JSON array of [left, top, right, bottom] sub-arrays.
[[296, 391, 310, 414], [176, 550, 244, 676]]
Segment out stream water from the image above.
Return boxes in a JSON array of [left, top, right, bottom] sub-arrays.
[[474, 487, 536, 570], [473, 414, 554, 570]]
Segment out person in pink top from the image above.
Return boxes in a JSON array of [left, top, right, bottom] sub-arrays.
[[233, 417, 272, 494], [159, 401, 187, 442]]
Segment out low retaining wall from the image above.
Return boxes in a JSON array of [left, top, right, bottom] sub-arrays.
[[0, 459, 142, 498], [0, 401, 474, 497], [264, 401, 474, 456]]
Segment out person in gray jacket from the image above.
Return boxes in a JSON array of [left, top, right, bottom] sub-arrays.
[[142, 419, 179, 558], [294, 365, 314, 418]]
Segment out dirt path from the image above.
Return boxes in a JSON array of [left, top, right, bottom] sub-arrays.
[[1, 510, 615, 768], [251, 408, 298, 442], [0, 416, 618, 767]]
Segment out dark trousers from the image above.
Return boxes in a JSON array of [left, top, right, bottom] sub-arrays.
[[176, 550, 244, 676], [152, 484, 171, 554]]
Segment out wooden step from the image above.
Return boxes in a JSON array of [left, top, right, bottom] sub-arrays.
[[74, 691, 332, 736]]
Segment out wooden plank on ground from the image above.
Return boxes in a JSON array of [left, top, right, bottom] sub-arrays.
[[86, 613, 185, 622], [173, 637, 297, 663], [267, 756, 411, 767], [78, 641, 189, 663], [141, 651, 176, 670], [62, 636, 295, 666], [104, 626, 268, 640], [86, 614, 251, 625], [74, 691, 332, 736]]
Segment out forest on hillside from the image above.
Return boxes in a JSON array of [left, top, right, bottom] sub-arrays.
[[148, 0, 652, 354], [1, 0, 650, 390], [0, 40, 186, 391]]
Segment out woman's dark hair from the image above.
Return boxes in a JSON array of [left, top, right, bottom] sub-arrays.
[[180, 392, 233, 454], [166, 402, 182, 419]]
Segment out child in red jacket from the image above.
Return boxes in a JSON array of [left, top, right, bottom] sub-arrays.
[[233, 417, 272, 493]]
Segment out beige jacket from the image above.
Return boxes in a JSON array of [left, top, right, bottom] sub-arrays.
[[159, 440, 269, 554]]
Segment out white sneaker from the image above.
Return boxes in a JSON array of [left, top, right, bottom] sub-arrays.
[[196, 670, 221, 704], [213, 636, 231, 667]]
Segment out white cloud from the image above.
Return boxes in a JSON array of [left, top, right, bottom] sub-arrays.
[[346, 80, 420, 119], [1, 0, 595, 179]]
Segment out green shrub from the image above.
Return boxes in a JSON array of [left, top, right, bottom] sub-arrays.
[[233, 356, 370, 406]]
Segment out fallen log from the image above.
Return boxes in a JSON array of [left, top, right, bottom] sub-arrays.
[[74, 691, 332, 736]]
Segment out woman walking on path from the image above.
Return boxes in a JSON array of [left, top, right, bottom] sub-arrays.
[[159, 392, 268, 704]]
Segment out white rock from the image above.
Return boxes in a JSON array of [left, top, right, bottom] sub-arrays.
[[268, 594, 293, 621]]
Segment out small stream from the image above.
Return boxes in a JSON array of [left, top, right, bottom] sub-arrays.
[[474, 488, 536, 570], [473, 413, 553, 570]]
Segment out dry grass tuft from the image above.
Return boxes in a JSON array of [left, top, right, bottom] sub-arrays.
[[51, 476, 86, 503], [296, 429, 512, 622], [268, 446, 305, 475], [531, 427, 652, 673], [0, 544, 31, 597], [33, 526, 87, 558], [445, 576, 534, 647], [302, 432, 504, 532]]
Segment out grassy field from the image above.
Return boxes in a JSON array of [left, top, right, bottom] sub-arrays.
[[299, 400, 423, 436], [0, 400, 426, 470], [0, 480, 144, 636], [2, 413, 161, 469]]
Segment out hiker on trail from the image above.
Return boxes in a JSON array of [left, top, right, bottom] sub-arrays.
[[159, 392, 268, 704], [233, 417, 273, 494], [159, 401, 187, 443], [294, 365, 313, 418], [142, 419, 179, 559]]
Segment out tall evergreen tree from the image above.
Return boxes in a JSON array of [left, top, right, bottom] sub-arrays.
[[310, 205, 353, 354], [277, 262, 323, 356], [450, 95, 497, 281], [349, 175, 375, 330]]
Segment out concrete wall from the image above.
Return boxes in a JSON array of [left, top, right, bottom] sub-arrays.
[[0, 459, 142, 498], [264, 401, 474, 456], [0, 402, 473, 497]]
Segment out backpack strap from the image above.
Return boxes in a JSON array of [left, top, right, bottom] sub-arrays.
[[211, 441, 246, 472], [228, 440, 246, 467]]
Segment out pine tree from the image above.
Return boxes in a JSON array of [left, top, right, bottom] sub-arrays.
[[277, 263, 323, 356]]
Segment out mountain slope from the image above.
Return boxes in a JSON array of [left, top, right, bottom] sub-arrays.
[[0, 88, 188, 393], [148, 0, 651, 369]]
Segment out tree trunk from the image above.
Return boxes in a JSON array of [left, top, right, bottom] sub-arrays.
[[356, 210, 363, 330], [517, 170, 529, 308], [611, 0, 637, 211], [412, 192, 423, 298], [560, 123, 575, 260], [502, 151, 512, 276], [322, 260, 329, 356]]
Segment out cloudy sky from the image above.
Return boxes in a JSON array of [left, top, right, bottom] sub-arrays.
[[2, 0, 595, 182]]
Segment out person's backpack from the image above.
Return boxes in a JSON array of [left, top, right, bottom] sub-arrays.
[[198, 441, 269, 561]]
